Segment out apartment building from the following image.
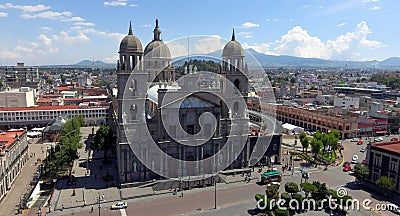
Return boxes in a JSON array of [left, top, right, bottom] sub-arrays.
[[0, 104, 109, 129], [0, 129, 29, 201], [366, 141, 400, 193]]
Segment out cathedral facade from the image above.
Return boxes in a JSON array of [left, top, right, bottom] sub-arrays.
[[112, 20, 281, 185]]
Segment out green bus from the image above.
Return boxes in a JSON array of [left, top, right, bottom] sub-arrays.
[[261, 171, 282, 184]]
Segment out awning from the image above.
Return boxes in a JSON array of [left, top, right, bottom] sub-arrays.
[[375, 131, 387, 133]]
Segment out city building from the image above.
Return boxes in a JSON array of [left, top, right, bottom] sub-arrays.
[[0, 87, 36, 108], [0, 129, 29, 201], [366, 140, 400, 193], [0, 63, 40, 90], [333, 94, 360, 109], [112, 20, 281, 185], [0, 104, 108, 129]]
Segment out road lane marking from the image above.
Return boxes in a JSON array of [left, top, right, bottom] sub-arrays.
[[120, 208, 127, 216]]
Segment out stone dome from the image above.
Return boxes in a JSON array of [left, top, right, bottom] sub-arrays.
[[144, 19, 170, 59], [222, 29, 244, 57], [144, 40, 171, 59], [119, 22, 143, 53]]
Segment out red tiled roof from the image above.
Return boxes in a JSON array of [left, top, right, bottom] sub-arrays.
[[55, 86, 71, 91], [37, 98, 53, 103], [64, 98, 83, 101], [0, 129, 26, 149], [371, 141, 400, 153]]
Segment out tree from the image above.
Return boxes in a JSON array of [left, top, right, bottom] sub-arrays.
[[310, 138, 322, 158], [46, 78, 54, 85], [299, 131, 307, 141], [91, 126, 114, 158], [300, 136, 309, 153], [311, 181, 328, 201], [321, 133, 329, 155], [300, 182, 317, 198], [285, 182, 299, 195], [353, 164, 370, 182], [265, 184, 280, 200], [376, 176, 396, 196], [61, 75, 66, 83]]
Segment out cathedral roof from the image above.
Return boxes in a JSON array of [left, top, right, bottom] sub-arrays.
[[144, 19, 171, 59], [222, 29, 244, 57], [119, 21, 143, 53]]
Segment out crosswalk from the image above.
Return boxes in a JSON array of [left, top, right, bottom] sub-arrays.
[[120, 208, 127, 216]]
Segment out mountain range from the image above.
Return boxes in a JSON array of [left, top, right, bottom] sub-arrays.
[[71, 49, 400, 70]]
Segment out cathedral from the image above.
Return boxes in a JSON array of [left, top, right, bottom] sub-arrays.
[[112, 20, 281, 186]]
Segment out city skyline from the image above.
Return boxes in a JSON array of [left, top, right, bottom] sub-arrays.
[[0, 0, 398, 65]]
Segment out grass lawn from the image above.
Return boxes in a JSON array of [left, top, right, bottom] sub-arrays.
[[319, 151, 337, 163]]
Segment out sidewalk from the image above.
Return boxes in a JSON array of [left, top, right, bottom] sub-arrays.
[[0, 143, 51, 216]]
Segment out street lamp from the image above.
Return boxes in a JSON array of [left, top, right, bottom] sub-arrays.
[[214, 173, 217, 209]]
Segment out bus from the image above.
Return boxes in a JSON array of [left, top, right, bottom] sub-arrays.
[[261, 170, 282, 184]]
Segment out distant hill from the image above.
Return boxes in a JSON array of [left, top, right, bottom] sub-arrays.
[[74, 60, 115, 68], [172, 49, 400, 70]]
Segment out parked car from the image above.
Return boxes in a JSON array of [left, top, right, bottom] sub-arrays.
[[375, 137, 384, 142], [343, 161, 351, 167], [357, 140, 363, 145], [351, 138, 359, 142], [351, 155, 359, 163], [343, 165, 352, 172], [362, 159, 366, 165], [349, 171, 354, 175], [360, 147, 366, 152], [111, 202, 127, 210], [390, 137, 399, 142]]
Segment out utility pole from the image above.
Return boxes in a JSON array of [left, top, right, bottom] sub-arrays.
[[214, 174, 217, 209], [97, 193, 101, 216]]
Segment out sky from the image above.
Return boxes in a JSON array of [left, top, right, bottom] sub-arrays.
[[0, 0, 398, 65]]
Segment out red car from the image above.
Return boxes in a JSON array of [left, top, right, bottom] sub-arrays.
[[362, 159, 366, 165], [343, 165, 352, 172], [357, 140, 363, 145], [390, 137, 399, 142]]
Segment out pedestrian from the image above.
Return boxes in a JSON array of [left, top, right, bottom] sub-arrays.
[[91, 206, 93, 212], [102, 194, 105, 201], [62, 205, 64, 211]]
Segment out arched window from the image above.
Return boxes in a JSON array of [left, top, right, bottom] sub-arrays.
[[233, 102, 239, 115], [130, 79, 137, 96]]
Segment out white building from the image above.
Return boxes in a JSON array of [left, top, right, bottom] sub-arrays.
[[333, 94, 359, 109], [0, 104, 109, 128], [0, 129, 29, 201], [0, 87, 36, 108]]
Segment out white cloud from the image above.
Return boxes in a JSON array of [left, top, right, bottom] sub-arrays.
[[103, 55, 118, 63], [53, 31, 90, 43], [21, 11, 72, 20], [274, 26, 331, 59], [369, 6, 380, 10], [0, 12, 7, 17], [193, 35, 224, 54], [38, 34, 52, 47], [62, 16, 86, 22], [39, 26, 51, 31], [73, 27, 125, 40], [130, 4, 138, 7], [241, 22, 260, 29], [336, 22, 347, 27], [104, 0, 127, 6], [271, 21, 384, 60], [167, 41, 188, 58], [302, 5, 310, 8], [0, 50, 22, 59], [0, 3, 50, 12], [243, 42, 275, 55], [74, 22, 95, 26], [238, 32, 252, 39]]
